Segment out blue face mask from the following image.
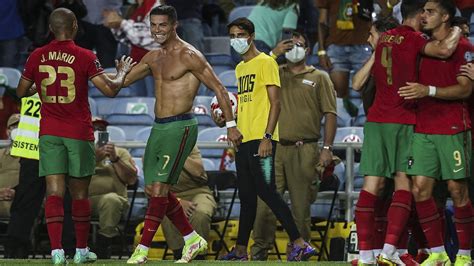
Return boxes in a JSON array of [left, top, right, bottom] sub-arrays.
[[230, 38, 251, 54]]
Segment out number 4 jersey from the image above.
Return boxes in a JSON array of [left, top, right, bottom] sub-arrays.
[[22, 40, 104, 141], [367, 25, 429, 125]]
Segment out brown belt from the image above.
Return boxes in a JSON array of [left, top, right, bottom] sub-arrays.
[[279, 138, 318, 146]]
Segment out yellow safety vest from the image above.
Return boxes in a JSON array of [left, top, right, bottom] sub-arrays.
[[10, 94, 41, 160]]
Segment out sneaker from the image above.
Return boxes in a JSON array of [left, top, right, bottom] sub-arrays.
[[420, 252, 451, 266], [351, 258, 378, 265], [377, 252, 406, 266], [73, 247, 97, 264], [52, 249, 67, 265], [416, 252, 430, 264], [287, 242, 317, 261], [453, 255, 472, 266], [400, 253, 420, 266], [127, 246, 148, 264], [218, 248, 248, 261], [175, 234, 208, 263]]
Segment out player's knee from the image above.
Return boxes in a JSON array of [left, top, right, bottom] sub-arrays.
[[411, 183, 430, 201], [448, 181, 469, 206]]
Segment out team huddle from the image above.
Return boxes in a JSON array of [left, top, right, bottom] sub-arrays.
[[355, 0, 474, 266], [11, 0, 474, 265]]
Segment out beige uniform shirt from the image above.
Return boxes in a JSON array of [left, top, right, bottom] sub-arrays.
[[172, 147, 212, 197], [0, 148, 20, 216], [278, 65, 337, 141], [89, 147, 135, 198]]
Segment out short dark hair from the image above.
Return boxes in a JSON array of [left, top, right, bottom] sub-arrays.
[[401, 0, 426, 20], [227, 17, 255, 35], [427, 0, 457, 25], [452, 16, 468, 27], [292, 30, 310, 48], [373, 16, 400, 33], [150, 5, 177, 24]]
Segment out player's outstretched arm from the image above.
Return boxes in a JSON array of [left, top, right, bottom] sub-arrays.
[[16, 79, 36, 98], [399, 76, 472, 100], [184, 49, 243, 147], [91, 56, 136, 97], [352, 53, 375, 91], [424, 26, 462, 59]]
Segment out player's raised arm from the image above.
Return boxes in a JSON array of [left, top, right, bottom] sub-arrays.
[[423, 26, 462, 59], [183, 48, 243, 146], [90, 56, 136, 97]]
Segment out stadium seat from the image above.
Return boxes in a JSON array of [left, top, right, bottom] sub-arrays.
[[106, 113, 153, 141], [196, 114, 217, 132], [311, 174, 341, 261], [131, 126, 152, 157], [353, 103, 366, 126], [193, 96, 213, 114], [202, 158, 217, 171], [88, 97, 98, 116], [94, 98, 121, 116], [107, 125, 127, 142], [0, 67, 21, 89], [336, 98, 353, 127], [197, 127, 228, 158], [218, 70, 237, 88], [206, 170, 238, 259], [228, 6, 255, 23], [203, 37, 231, 55], [111, 97, 156, 117], [205, 53, 235, 76]]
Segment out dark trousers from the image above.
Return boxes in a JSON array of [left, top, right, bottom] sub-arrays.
[[75, 21, 118, 68], [6, 158, 75, 257], [235, 140, 300, 246]]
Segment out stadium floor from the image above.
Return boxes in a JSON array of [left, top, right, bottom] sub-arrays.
[[0, 260, 350, 265]]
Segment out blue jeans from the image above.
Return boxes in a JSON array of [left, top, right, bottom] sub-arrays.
[[327, 44, 372, 72], [177, 18, 205, 52]]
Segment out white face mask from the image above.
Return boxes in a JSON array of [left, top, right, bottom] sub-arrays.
[[230, 38, 251, 55], [9, 128, 18, 141], [285, 46, 306, 63]]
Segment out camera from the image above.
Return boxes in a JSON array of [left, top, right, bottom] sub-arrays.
[[97, 131, 109, 147]]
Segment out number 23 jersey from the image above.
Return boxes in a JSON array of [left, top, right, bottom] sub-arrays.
[[368, 25, 428, 125], [22, 40, 104, 141]]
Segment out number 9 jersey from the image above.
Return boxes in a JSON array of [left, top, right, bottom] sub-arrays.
[[368, 25, 429, 125], [21, 40, 104, 141]]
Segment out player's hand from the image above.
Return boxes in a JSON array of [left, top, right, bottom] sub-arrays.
[[258, 138, 272, 157], [180, 199, 197, 218], [318, 54, 332, 71], [272, 39, 294, 57], [319, 148, 333, 167], [115, 55, 136, 75], [460, 63, 474, 80], [398, 82, 429, 99], [227, 127, 243, 150], [0, 188, 15, 201], [211, 111, 225, 127]]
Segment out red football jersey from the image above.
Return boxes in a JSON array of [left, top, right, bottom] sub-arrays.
[[367, 26, 428, 124], [22, 40, 104, 141], [416, 38, 473, 135]]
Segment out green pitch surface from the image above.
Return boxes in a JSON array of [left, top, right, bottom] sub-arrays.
[[0, 260, 350, 265]]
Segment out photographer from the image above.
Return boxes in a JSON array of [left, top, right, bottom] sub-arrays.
[[90, 117, 137, 258]]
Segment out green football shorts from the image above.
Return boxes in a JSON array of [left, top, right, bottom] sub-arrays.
[[39, 135, 95, 178], [407, 131, 471, 180], [359, 122, 414, 178], [143, 116, 198, 185]]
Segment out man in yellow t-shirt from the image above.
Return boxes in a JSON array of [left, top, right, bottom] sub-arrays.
[[219, 17, 315, 261]]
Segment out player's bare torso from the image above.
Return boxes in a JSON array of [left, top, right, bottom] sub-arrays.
[[143, 42, 202, 118]]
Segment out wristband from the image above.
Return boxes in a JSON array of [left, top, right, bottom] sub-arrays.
[[269, 51, 278, 59], [317, 50, 327, 56], [428, 85, 437, 97], [226, 120, 237, 128], [322, 145, 333, 152], [110, 157, 120, 163], [386, 0, 393, 9]]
